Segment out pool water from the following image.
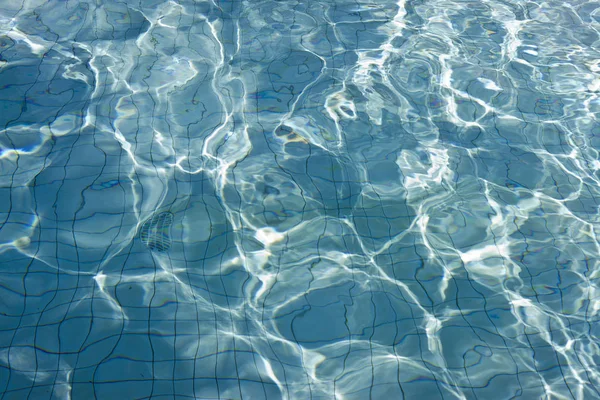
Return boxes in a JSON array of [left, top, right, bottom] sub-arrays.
[[1, 0, 600, 399]]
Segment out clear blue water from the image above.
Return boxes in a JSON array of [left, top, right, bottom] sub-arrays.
[[1, 0, 600, 398]]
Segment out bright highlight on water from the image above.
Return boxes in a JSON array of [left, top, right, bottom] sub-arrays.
[[0, 0, 599, 399]]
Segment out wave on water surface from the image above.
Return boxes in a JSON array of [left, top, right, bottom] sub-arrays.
[[1, 0, 600, 398]]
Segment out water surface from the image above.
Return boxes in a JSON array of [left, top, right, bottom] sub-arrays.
[[1, 0, 600, 398]]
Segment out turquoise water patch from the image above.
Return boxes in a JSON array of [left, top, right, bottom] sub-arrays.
[[1, 0, 600, 399]]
